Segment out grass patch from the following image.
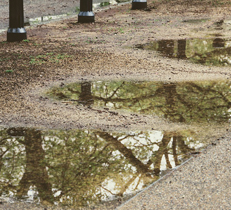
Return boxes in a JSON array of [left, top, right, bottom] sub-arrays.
[[5, 69, 14, 73], [29, 53, 73, 65]]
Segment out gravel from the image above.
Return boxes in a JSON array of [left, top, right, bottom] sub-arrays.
[[0, 0, 231, 209], [118, 132, 231, 210]]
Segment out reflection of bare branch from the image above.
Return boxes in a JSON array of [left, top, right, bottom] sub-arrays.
[[186, 82, 231, 108], [134, 175, 142, 190], [101, 186, 117, 196], [177, 136, 195, 154], [97, 132, 152, 174], [153, 133, 172, 175], [92, 86, 164, 106], [0, 138, 8, 145], [172, 136, 179, 166], [89, 143, 112, 162], [67, 87, 81, 95], [118, 134, 137, 142], [107, 81, 125, 99], [0, 148, 10, 158], [116, 174, 139, 197], [165, 151, 172, 169]]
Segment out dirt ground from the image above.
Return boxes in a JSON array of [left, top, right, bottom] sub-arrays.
[[0, 0, 231, 209]]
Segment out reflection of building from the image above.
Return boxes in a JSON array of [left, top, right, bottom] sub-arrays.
[[212, 38, 225, 48], [79, 82, 94, 106], [157, 39, 187, 59], [139, 38, 231, 66]]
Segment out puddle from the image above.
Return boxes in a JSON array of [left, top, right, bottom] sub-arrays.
[[0, 127, 208, 208], [135, 38, 231, 66], [1, 80, 230, 208], [212, 20, 231, 31], [47, 80, 231, 124], [182, 18, 209, 23]]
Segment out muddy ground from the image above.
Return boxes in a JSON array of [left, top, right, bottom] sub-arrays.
[[0, 0, 231, 209]]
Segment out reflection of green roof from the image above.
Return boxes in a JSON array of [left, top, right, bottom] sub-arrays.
[[47, 80, 231, 124]]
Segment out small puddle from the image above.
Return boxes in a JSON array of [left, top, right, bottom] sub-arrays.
[[0, 127, 209, 209], [47, 80, 231, 124], [182, 18, 209, 24], [135, 38, 231, 66]]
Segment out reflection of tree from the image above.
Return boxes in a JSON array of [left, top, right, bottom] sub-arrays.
[[97, 131, 152, 174], [190, 40, 231, 66], [48, 82, 94, 106], [5, 128, 54, 204], [48, 80, 231, 123], [0, 128, 199, 207]]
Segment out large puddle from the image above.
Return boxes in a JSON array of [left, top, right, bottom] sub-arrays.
[[0, 127, 208, 208], [135, 38, 231, 66], [47, 80, 231, 123]]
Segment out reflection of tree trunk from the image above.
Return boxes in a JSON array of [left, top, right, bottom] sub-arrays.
[[164, 84, 185, 122], [172, 136, 179, 166], [177, 135, 195, 154], [153, 132, 171, 175], [164, 150, 172, 169], [16, 129, 54, 204], [158, 40, 174, 58], [97, 132, 152, 174], [116, 175, 138, 197], [177, 39, 187, 59], [79, 82, 94, 106]]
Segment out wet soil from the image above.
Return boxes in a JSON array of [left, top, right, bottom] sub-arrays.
[[0, 0, 231, 209]]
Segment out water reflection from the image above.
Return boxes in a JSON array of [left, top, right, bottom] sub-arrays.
[[135, 38, 231, 66], [0, 127, 202, 208], [47, 80, 231, 123]]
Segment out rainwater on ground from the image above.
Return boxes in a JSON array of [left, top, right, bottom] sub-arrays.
[[135, 37, 231, 66], [1, 79, 230, 208], [0, 127, 204, 209], [47, 80, 231, 124]]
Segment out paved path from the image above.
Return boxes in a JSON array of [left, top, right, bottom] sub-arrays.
[[118, 131, 231, 210], [0, 0, 117, 30]]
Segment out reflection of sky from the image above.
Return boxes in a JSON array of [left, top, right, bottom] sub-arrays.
[[119, 130, 162, 163]]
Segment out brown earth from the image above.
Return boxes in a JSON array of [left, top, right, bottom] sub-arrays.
[[0, 0, 231, 131], [0, 0, 231, 209]]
